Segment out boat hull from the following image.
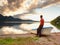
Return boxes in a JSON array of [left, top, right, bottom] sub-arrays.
[[30, 27, 53, 35]]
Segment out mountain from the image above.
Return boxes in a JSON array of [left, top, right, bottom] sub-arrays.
[[51, 16, 60, 29], [0, 14, 38, 23], [0, 14, 20, 21], [0, 14, 38, 26]]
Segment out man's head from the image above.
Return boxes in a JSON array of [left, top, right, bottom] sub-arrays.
[[40, 15, 43, 18]]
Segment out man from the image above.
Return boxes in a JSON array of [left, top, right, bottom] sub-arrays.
[[37, 15, 44, 37]]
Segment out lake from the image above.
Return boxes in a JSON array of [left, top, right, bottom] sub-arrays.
[[0, 22, 60, 35]]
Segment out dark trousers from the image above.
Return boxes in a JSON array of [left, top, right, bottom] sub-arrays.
[[37, 25, 43, 37]]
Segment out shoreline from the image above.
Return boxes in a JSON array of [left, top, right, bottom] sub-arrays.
[[0, 32, 60, 38]]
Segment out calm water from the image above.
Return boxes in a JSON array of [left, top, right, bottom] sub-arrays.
[[0, 22, 60, 34]]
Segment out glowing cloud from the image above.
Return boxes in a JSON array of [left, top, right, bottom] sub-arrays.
[[0, 0, 60, 16]]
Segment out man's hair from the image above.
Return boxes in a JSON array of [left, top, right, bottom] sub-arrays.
[[40, 15, 43, 18]]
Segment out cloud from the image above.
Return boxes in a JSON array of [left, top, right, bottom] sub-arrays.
[[7, 0, 23, 10], [0, 0, 25, 16], [0, 0, 60, 16], [54, 2, 60, 7]]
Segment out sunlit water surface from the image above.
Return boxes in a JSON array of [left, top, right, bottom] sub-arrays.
[[0, 23, 60, 34]]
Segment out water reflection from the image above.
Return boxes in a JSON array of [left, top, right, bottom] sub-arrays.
[[0, 22, 60, 35]]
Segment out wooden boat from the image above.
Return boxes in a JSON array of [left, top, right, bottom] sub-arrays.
[[30, 27, 53, 35]]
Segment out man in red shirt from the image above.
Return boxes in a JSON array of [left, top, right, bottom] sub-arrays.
[[37, 15, 44, 37]]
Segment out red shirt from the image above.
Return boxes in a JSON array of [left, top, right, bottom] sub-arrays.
[[40, 18, 44, 25]]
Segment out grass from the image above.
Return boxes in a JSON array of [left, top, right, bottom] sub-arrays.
[[0, 37, 39, 45]]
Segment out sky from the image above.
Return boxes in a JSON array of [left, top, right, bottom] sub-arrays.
[[16, 5, 60, 21], [34, 5, 60, 21], [0, 0, 60, 21]]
